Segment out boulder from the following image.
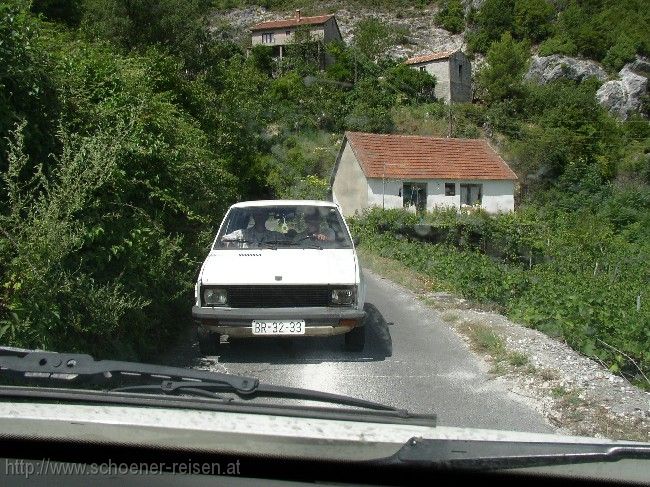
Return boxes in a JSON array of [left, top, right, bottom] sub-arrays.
[[525, 55, 608, 84], [596, 57, 648, 120]]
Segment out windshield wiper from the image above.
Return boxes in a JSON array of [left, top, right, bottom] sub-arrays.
[[0, 349, 397, 412], [389, 437, 650, 470]]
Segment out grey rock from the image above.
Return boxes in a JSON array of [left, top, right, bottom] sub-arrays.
[[628, 56, 650, 76], [525, 55, 608, 84], [596, 59, 648, 120]]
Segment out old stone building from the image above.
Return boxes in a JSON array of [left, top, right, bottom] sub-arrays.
[[250, 10, 342, 64], [405, 51, 472, 103]]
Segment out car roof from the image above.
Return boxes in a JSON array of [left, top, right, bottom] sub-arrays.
[[230, 200, 338, 209]]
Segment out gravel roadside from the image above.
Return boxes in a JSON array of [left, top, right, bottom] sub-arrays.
[[360, 249, 650, 442]]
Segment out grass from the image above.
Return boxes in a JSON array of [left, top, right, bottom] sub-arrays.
[[441, 311, 460, 323], [357, 246, 438, 295]]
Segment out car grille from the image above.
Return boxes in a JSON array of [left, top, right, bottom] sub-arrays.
[[222, 285, 333, 308]]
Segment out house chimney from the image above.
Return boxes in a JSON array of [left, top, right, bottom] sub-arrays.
[[296, 9, 301, 21]]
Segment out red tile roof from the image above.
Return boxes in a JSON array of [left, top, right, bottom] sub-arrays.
[[251, 14, 334, 31], [345, 132, 518, 181], [404, 51, 455, 65]]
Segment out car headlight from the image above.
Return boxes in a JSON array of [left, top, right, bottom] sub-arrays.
[[331, 288, 355, 306], [203, 288, 227, 306]]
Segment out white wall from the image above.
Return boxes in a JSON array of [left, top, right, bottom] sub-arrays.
[[332, 143, 369, 217], [477, 180, 515, 213], [417, 60, 451, 102], [410, 53, 473, 103], [367, 179, 403, 209], [366, 178, 514, 213]]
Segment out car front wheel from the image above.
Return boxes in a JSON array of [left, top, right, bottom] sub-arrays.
[[197, 327, 219, 355], [344, 325, 365, 352]]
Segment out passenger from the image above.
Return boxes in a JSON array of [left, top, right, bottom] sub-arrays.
[[222, 208, 281, 247]]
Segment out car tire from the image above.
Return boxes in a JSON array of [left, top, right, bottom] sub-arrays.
[[344, 325, 365, 352], [197, 327, 219, 355]]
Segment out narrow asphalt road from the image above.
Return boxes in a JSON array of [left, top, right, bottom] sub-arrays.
[[179, 269, 554, 433]]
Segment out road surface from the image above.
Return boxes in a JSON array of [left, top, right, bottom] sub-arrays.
[[179, 269, 553, 433]]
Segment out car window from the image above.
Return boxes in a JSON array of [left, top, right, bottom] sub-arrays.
[[213, 205, 352, 249]]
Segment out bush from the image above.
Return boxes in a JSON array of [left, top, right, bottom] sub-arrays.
[[476, 32, 530, 104], [351, 207, 650, 388], [435, 0, 465, 34]]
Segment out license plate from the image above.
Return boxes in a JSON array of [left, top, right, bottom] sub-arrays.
[[252, 320, 305, 335]]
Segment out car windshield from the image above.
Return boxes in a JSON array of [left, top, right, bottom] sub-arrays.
[[213, 205, 352, 249], [0, 0, 649, 479]]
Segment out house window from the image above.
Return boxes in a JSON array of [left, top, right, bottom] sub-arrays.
[[286, 30, 291, 36], [459, 64, 463, 78], [460, 184, 482, 206], [262, 32, 274, 44], [402, 182, 427, 213], [419, 66, 426, 72], [445, 183, 456, 196]]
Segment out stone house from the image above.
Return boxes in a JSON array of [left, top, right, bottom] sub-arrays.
[[404, 51, 472, 103], [330, 132, 517, 217], [250, 10, 343, 64]]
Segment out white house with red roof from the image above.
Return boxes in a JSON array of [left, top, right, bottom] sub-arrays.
[[330, 132, 517, 216], [405, 51, 472, 103], [250, 10, 342, 62]]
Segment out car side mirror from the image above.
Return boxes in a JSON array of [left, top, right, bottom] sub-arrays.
[[352, 236, 361, 246]]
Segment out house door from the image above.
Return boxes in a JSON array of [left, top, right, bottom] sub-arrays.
[[402, 182, 427, 213], [460, 184, 482, 206]]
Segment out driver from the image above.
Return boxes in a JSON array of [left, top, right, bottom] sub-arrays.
[[301, 209, 335, 242]]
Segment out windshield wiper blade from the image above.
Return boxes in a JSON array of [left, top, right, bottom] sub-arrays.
[[0, 349, 258, 393], [390, 437, 650, 470], [111, 380, 395, 411], [0, 349, 398, 412]]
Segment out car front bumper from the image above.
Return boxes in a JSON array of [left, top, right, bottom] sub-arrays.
[[192, 306, 366, 338]]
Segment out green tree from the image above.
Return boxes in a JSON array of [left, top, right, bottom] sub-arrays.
[[514, 0, 554, 42], [81, 0, 212, 71], [435, 0, 465, 34], [477, 32, 529, 104], [603, 35, 639, 72], [384, 64, 436, 103], [352, 18, 397, 62], [466, 0, 515, 53]]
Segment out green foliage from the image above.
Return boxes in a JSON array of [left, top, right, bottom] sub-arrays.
[[476, 32, 529, 104], [466, 0, 515, 53], [352, 207, 650, 388], [0, 0, 58, 184], [507, 79, 622, 188], [352, 18, 399, 62], [345, 79, 395, 133], [538, 34, 578, 56], [513, 0, 554, 43], [603, 35, 639, 73], [384, 64, 436, 103], [80, 0, 213, 70], [435, 0, 465, 34], [541, 0, 650, 63]]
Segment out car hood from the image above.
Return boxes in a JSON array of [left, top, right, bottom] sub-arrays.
[[200, 249, 358, 285]]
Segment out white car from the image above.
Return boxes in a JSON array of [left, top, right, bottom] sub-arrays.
[[192, 200, 367, 354]]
